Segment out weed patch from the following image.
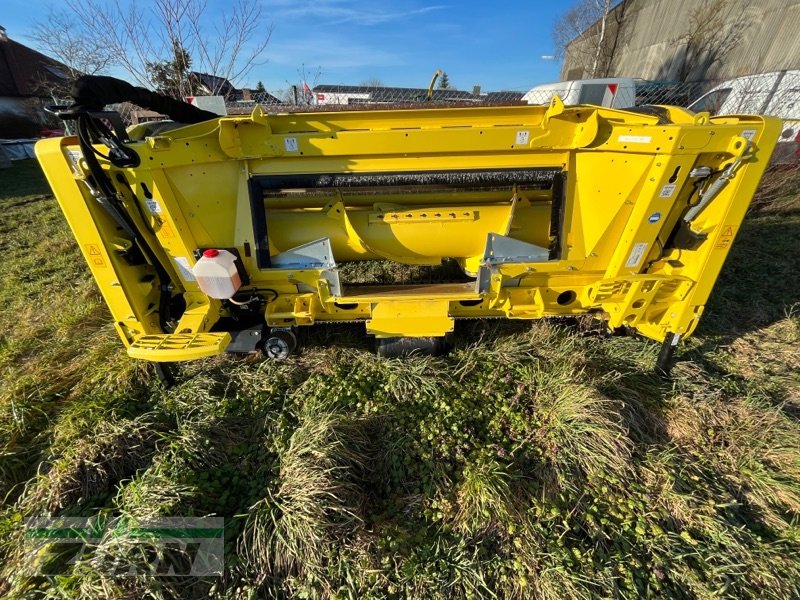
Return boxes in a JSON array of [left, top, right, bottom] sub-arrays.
[[1, 159, 799, 598]]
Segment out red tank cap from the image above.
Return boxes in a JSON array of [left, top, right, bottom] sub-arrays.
[[203, 249, 220, 258]]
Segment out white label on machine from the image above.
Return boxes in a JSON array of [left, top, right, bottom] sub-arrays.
[[284, 137, 299, 152], [173, 256, 196, 282], [67, 149, 83, 174], [625, 242, 649, 268], [618, 135, 651, 144], [659, 184, 677, 198], [145, 199, 163, 213], [515, 130, 530, 145], [741, 129, 756, 141]]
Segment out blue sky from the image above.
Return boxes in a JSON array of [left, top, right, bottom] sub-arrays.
[[3, 0, 567, 93]]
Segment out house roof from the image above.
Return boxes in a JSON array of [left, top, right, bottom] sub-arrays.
[[0, 34, 71, 97], [484, 90, 526, 102], [191, 71, 237, 97], [250, 90, 283, 104]]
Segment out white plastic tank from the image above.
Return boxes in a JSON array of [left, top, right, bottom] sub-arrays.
[[191, 249, 241, 299]]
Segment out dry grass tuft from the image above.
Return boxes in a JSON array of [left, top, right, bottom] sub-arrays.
[[242, 410, 371, 585], [21, 416, 162, 514]]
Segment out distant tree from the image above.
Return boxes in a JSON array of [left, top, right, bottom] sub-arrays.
[[284, 63, 322, 105], [33, 0, 272, 94], [255, 80, 266, 93], [553, 0, 625, 78], [591, 0, 612, 77], [438, 72, 450, 89], [146, 41, 196, 98], [28, 9, 114, 83], [360, 78, 384, 87]]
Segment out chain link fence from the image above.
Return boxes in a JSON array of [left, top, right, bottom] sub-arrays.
[[43, 72, 800, 165], [219, 73, 798, 115], [230, 75, 800, 166], [45, 73, 800, 119]]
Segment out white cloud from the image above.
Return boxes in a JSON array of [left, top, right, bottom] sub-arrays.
[[262, 1, 446, 26], [330, 5, 446, 25]]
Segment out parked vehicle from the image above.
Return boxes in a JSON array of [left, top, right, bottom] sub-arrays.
[[689, 70, 800, 164], [634, 79, 700, 107], [522, 77, 636, 108]]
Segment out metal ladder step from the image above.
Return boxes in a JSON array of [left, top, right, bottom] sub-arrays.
[[127, 332, 231, 362]]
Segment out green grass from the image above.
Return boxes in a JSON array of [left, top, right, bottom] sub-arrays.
[[0, 159, 799, 599], [0, 159, 51, 199]]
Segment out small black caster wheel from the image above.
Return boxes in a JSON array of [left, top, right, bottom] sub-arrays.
[[262, 328, 297, 360]]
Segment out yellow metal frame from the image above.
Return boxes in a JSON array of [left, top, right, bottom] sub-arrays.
[[35, 99, 780, 361]]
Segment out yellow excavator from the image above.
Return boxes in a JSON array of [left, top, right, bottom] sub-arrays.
[[36, 76, 780, 373]]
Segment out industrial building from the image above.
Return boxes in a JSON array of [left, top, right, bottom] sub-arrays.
[[561, 0, 800, 81]]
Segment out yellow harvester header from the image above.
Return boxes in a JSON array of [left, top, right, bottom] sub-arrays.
[[36, 79, 780, 372]]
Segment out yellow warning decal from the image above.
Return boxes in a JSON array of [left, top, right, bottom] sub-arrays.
[[715, 225, 735, 250], [85, 243, 107, 268], [158, 221, 175, 238]]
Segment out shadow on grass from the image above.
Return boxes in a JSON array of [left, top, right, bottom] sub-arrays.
[[700, 213, 800, 341], [0, 160, 50, 200]]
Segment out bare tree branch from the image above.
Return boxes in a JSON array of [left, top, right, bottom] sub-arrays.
[[590, 0, 612, 78], [678, 0, 745, 81], [39, 0, 272, 95], [553, 0, 618, 79], [28, 9, 115, 82]]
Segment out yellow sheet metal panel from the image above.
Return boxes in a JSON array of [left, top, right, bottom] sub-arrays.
[[35, 102, 781, 362]]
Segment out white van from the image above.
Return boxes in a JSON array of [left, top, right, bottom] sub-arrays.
[[688, 70, 800, 163], [522, 77, 636, 108]]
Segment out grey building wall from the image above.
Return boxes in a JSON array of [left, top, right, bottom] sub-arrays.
[[561, 0, 800, 81]]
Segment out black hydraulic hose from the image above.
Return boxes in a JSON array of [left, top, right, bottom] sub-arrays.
[[71, 75, 219, 124], [64, 74, 218, 332], [76, 114, 174, 332]]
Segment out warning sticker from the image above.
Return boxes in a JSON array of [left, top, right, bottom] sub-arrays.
[[715, 225, 735, 250], [145, 199, 163, 213], [284, 137, 299, 152], [625, 242, 649, 268], [158, 221, 175, 239], [515, 130, 530, 145], [173, 256, 196, 282], [67, 149, 83, 174], [84, 244, 106, 268], [659, 184, 677, 198], [741, 129, 757, 141]]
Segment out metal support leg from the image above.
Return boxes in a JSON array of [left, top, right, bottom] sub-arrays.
[[153, 362, 176, 388], [656, 332, 681, 377]]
